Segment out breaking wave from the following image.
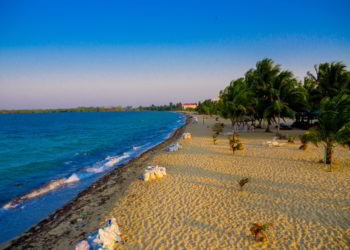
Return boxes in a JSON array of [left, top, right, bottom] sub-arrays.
[[2, 151, 135, 209], [104, 153, 129, 167], [3, 174, 80, 209]]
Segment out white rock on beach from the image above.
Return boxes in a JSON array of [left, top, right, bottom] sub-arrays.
[[73, 240, 89, 250], [143, 166, 167, 182], [182, 133, 192, 139], [263, 138, 286, 147], [159, 167, 167, 176], [94, 218, 121, 249], [143, 172, 150, 182], [166, 142, 182, 152], [74, 218, 121, 250]]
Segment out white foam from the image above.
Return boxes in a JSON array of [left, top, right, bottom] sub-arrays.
[[3, 174, 80, 209], [85, 167, 104, 173], [104, 153, 129, 167], [65, 174, 80, 183]]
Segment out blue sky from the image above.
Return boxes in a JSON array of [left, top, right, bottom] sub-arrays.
[[1, 0, 350, 109]]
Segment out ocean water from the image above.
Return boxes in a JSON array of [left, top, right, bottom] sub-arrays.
[[0, 111, 185, 243]]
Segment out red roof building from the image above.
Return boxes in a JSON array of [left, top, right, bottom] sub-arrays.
[[182, 103, 198, 109]]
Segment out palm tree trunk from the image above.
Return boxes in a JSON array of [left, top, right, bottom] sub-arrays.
[[257, 119, 262, 128], [326, 142, 333, 165], [277, 113, 280, 133], [231, 119, 237, 133], [265, 120, 272, 132]]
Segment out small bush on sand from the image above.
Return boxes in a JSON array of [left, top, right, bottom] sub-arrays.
[[299, 134, 309, 150], [238, 177, 249, 191], [250, 223, 273, 242], [212, 134, 218, 145], [236, 142, 244, 150], [228, 134, 244, 153], [287, 136, 295, 143]]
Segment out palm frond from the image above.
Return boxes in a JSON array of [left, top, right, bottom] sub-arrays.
[[335, 122, 350, 148]]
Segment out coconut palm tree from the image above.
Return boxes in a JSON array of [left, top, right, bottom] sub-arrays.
[[304, 90, 350, 167], [219, 78, 255, 128], [300, 76, 323, 126], [263, 71, 307, 133], [307, 62, 350, 98], [246, 58, 281, 132]]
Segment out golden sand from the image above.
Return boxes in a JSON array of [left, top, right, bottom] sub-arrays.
[[111, 115, 350, 249]]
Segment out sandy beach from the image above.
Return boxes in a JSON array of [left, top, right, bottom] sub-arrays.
[[111, 115, 350, 249], [2, 115, 350, 249]]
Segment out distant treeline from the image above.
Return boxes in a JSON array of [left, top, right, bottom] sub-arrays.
[[134, 102, 184, 111], [0, 103, 185, 114], [0, 106, 125, 114]]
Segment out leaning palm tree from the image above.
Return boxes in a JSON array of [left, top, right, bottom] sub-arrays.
[[303, 90, 350, 168]]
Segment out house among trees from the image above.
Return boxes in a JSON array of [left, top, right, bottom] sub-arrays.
[[182, 103, 198, 110]]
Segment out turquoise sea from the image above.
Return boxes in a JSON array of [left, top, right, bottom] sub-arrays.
[[0, 111, 185, 243]]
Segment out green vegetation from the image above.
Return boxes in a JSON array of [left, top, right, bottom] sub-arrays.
[[135, 102, 184, 111], [196, 99, 219, 115], [0, 106, 125, 114], [299, 133, 309, 150], [212, 122, 224, 133], [228, 134, 243, 154], [250, 223, 273, 242], [219, 78, 255, 127], [301, 90, 350, 166], [212, 134, 218, 145], [196, 58, 349, 167], [287, 136, 295, 143], [0, 102, 184, 114], [196, 59, 349, 132], [299, 62, 350, 166], [238, 177, 249, 191]]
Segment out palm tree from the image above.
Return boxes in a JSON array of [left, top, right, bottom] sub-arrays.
[[304, 90, 350, 167], [263, 71, 307, 133], [307, 62, 350, 98], [219, 78, 255, 128], [246, 58, 281, 132], [301, 76, 323, 126], [298, 61, 350, 130]]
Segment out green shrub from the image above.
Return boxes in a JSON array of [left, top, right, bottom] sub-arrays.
[[299, 134, 308, 150], [212, 134, 218, 144], [228, 134, 243, 153], [287, 136, 295, 143]]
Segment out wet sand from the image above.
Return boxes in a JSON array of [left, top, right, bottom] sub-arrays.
[[2, 115, 350, 249]]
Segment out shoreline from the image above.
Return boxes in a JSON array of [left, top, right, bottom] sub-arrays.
[[3, 114, 349, 249], [0, 113, 190, 250]]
